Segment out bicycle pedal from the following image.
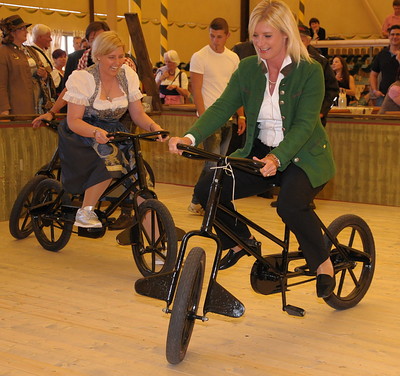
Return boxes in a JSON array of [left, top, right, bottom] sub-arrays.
[[284, 304, 305, 317], [78, 226, 106, 238]]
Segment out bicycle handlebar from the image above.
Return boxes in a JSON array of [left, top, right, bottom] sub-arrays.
[[177, 143, 265, 175], [41, 119, 58, 131], [106, 130, 169, 142]]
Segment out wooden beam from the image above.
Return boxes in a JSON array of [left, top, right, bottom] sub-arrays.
[[240, 0, 250, 41], [89, 0, 94, 23], [125, 13, 162, 112]]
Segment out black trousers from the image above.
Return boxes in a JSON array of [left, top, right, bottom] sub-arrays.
[[194, 139, 330, 272]]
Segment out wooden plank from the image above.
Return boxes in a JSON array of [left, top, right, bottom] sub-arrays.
[[125, 13, 162, 112], [0, 184, 399, 375]]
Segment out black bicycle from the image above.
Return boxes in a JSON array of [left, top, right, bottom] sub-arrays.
[[12, 129, 178, 277], [135, 144, 376, 364], [9, 121, 155, 240]]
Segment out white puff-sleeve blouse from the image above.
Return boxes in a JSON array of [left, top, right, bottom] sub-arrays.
[[64, 64, 143, 110]]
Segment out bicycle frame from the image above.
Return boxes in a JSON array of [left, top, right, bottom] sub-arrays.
[[135, 143, 373, 318], [29, 131, 168, 235]]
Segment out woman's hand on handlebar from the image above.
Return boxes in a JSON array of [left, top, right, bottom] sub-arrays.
[[32, 112, 52, 129], [94, 128, 111, 144], [149, 122, 169, 142], [168, 136, 192, 154], [253, 155, 278, 177]]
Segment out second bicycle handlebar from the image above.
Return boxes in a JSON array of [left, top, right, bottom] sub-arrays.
[[106, 130, 169, 142]]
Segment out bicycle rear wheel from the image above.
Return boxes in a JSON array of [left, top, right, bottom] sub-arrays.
[[132, 199, 177, 276], [9, 175, 48, 239], [32, 179, 73, 252], [324, 214, 375, 309], [166, 247, 206, 364]]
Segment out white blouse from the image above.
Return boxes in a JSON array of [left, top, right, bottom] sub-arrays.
[[64, 64, 143, 110], [257, 55, 292, 147], [155, 67, 189, 90]]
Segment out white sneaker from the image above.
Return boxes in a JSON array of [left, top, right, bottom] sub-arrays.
[[74, 207, 102, 228], [187, 202, 205, 216]]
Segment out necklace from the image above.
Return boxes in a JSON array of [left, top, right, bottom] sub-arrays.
[[269, 79, 277, 85], [102, 79, 116, 101]]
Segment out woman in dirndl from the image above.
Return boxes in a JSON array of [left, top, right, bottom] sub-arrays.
[[58, 31, 167, 228]]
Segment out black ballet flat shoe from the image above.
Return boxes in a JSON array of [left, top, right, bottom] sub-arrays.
[[218, 249, 248, 270], [219, 238, 261, 270], [316, 274, 336, 298]]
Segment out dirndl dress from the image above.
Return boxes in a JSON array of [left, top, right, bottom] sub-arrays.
[[58, 63, 142, 195]]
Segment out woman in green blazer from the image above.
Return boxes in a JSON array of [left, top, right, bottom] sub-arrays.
[[169, 0, 336, 298]]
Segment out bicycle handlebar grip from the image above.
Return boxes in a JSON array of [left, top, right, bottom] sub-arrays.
[[106, 130, 169, 141]]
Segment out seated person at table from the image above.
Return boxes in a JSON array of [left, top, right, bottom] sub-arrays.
[[331, 56, 356, 105]]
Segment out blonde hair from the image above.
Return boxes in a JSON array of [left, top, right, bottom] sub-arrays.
[[249, 0, 311, 64], [91, 31, 125, 61]]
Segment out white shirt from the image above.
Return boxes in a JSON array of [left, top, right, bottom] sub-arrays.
[[64, 64, 143, 109], [257, 55, 292, 147], [155, 67, 189, 90], [190, 45, 239, 110]]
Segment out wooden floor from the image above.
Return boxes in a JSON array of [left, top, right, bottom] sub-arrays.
[[0, 183, 399, 376]]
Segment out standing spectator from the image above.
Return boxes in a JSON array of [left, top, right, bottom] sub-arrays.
[[62, 21, 111, 93], [331, 56, 356, 104], [299, 24, 338, 125], [30, 24, 52, 67], [370, 24, 400, 106], [30, 24, 56, 105], [232, 40, 256, 60], [80, 38, 89, 50], [309, 17, 327, 57], [155, 50, 190, 104], [51, 48, 67, 96], [0, 15, 50, 115], [229, 40, 257, 154], [382, 0, 400, 38], [188, 17, 240, 215], [73, 36, 83, 51]]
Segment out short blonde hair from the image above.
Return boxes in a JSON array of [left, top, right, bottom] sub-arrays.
[[249, 0, 310, 64], [164, 50, 180, 65], [91, 31, 125, 61]]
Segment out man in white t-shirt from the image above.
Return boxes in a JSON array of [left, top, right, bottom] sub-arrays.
[[188, 17, 240, 215]]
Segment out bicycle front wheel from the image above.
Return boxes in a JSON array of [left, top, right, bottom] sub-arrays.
[[166, 247, 206, 364], [131, 199, 177, 276]]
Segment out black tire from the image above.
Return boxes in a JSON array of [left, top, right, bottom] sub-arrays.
[[31, 179, 73, 252], [9, 175, 48, 239], [323, 214, 375, 310], [166, 247, 206, 364], [132, 199, 177, 276]]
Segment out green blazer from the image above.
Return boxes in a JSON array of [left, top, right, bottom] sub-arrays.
[[185, 56, 336, 188]]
